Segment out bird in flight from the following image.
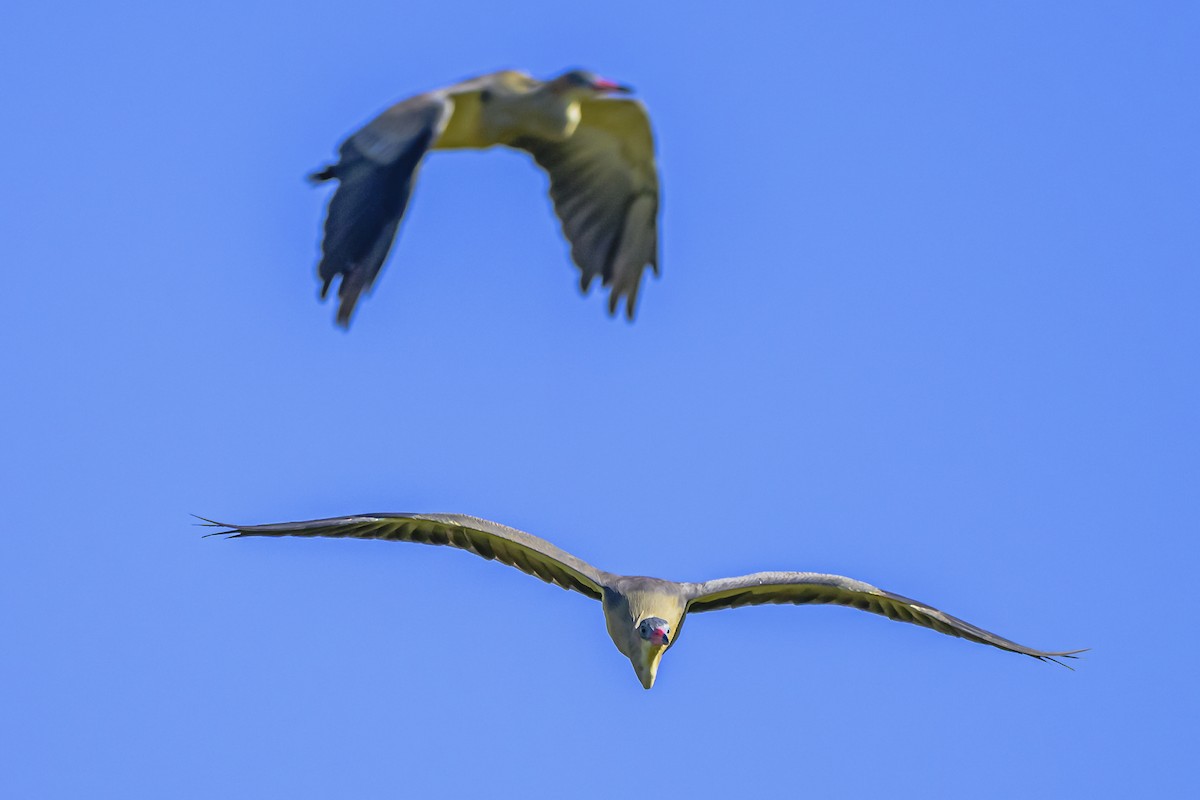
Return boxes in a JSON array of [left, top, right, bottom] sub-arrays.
[[309, 69, 660, 327], [204, 513, 1084, 689]]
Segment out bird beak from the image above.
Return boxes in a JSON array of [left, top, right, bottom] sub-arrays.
[[592, 77, 633, 94]]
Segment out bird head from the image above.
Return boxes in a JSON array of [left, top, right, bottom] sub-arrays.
[[556, 69, 633, 96], [638, 617, 671, 648]]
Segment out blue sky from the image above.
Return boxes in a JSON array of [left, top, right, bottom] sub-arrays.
[[3, 1, 1197, 796]]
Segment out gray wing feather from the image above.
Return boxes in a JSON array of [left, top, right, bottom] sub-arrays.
[[687, 572, 1085, 664], [204, 513, 610, 599], [310, 95, 451, 327], [512, 98, 659, 319]]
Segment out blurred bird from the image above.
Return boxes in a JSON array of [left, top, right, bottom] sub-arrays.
[[309, 69, 660, 327], [204, 513, 1084, 689]]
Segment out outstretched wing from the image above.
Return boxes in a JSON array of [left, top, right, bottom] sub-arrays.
[[204, 513, 611, 599], [512, 98, 659, 319], [687, 572, 1085, 664], [311, 94, 450, 327]]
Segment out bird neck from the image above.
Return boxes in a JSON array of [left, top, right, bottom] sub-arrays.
[[633, 640, 667, 690], [502, 87, 584, 142]]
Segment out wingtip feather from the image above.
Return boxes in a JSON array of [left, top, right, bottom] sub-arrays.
[[308, 165, 337, 183], [193, 514, 241, 538], [1035, 647, 1088, 670]]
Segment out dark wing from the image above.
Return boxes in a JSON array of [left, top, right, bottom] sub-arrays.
[[687, 572, 1085, 665], [511, 98, 659, 319], [203, 513, 611, 599], [310, 94, 450, 327]]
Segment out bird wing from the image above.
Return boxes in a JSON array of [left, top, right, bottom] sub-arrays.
[[204, 513, 611, 599], [511, 98, 660, 319], [310, 93, 453, 327], [686, 572, 1084, 664]]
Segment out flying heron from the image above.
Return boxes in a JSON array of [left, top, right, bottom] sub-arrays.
[[204, 513, 1084, 689], [309, 69, 659, 327]]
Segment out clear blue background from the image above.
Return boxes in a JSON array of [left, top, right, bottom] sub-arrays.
[[3, 2, 1196, 796]]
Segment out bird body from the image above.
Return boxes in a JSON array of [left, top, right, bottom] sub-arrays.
[[206, 513, 1083, 689], [311, 69, 660, 326], [430, 71, 582, 147], [603, 577, 689, 689]]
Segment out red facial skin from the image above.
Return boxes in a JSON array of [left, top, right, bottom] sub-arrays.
[[650, 626, 670, 646], [591, 77, 632, 93]]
